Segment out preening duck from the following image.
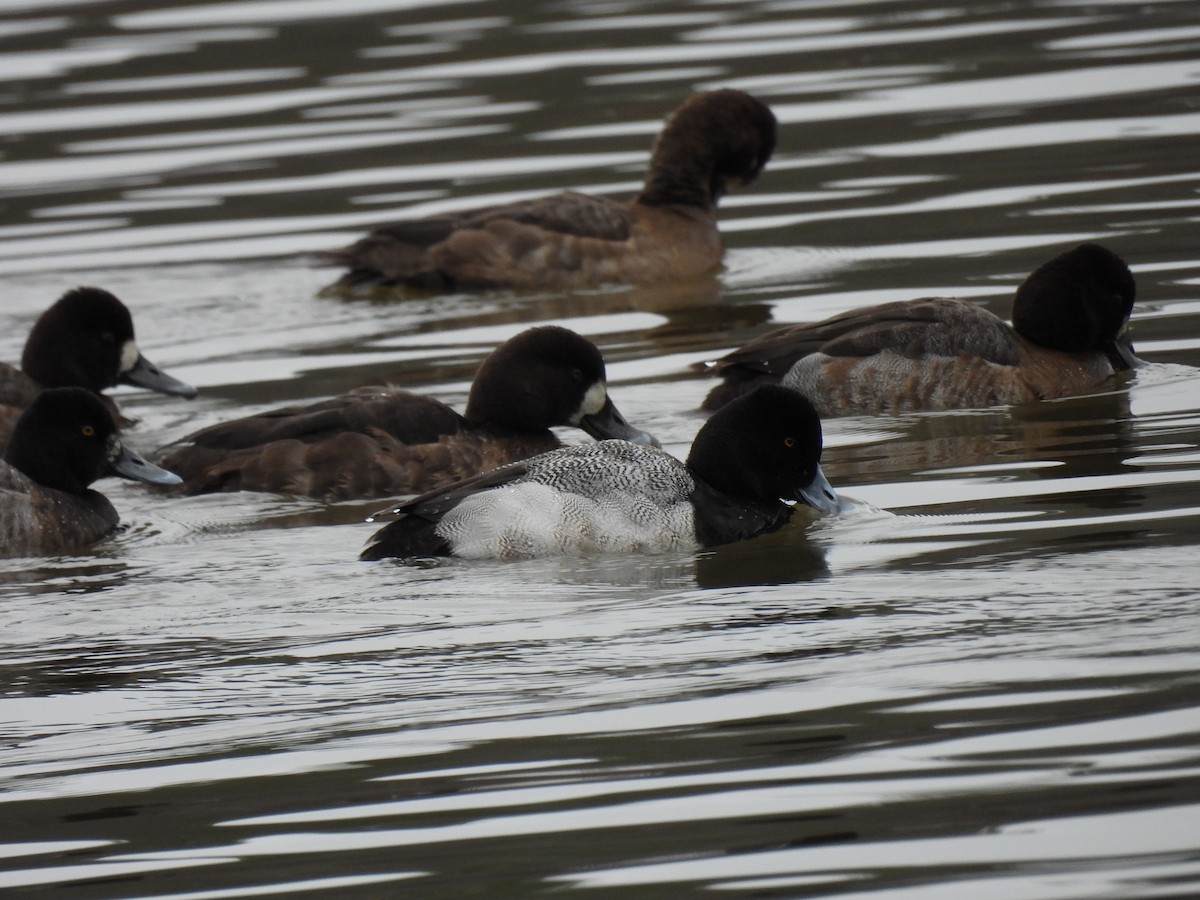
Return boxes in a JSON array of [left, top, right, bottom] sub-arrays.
[[323, 89, 777, 291]]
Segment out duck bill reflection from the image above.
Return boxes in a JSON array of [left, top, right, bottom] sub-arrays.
[[108, 440, 183, 486], [121, 353, 198, 399], [797, 464, 839, 516], [579, 395, 660, 448]]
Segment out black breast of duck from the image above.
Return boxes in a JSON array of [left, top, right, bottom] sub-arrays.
[[701, 243, 1137, 416], [323, 89, 776, 291], [159, 325, 657, 501]]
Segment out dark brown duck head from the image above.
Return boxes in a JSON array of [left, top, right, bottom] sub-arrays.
[[21, 287, 197, 399], [2, 387, 181, 556], [1011, 243, 1139, 370], [464, 325, 658, 446], [637, 89, 777, 211], [5, 387, 181, 494]]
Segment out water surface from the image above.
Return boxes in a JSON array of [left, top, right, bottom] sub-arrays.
[[1, 1, 1199, 896]]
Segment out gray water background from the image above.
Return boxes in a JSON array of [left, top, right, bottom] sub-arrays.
[[1, 1, 1199, 897]]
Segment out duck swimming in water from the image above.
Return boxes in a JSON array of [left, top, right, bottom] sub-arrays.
[[361, 385, 837, 561], [159, 326, 656, 501], [701, 244, 1138, 416], [322, 89, 777, 291], [1, 387, 181, 557]]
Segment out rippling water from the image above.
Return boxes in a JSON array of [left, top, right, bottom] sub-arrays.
[[2, 1, 1199, 897]]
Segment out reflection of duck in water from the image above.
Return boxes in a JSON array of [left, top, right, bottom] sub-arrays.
[[701, 244, 1139, 415], [693, 523, 832, 590], [361, 386, 838, 561], [0, 288, 196, 452], [158, 327, 655, 501], [322, 90, 776, 291], [823, 389, 1137, 489]]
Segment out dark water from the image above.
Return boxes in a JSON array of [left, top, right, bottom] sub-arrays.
[[2, 1, 1200, 896]]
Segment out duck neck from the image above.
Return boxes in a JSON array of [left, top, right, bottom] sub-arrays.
[[637, 138, 720, 211], [4, 444, 89, 494], [689, 480, 793, 548]]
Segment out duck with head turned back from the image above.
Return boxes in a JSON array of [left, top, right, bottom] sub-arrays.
[[361, 384, 838, 562], [322, 89, 777, 292], [701, 243, 1139, 416], [158, 325, 657, 501], [1, 387, 181, 557], [0, 287, 197, 452]]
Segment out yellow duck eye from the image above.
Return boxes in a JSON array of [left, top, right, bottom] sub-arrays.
[[783, 437, 795, 448], [81, 425, 95, 437]]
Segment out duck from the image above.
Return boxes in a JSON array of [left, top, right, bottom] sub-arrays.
[[0, 287, 197, 451], [322, 89, 777, 291], [700, 243, 1139, 416], [360, 384, 838, 561], [159, 325, 658, 501], [1, 387, 182, 557]]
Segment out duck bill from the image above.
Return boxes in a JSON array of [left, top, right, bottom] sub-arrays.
[[797, 464, 839, 516], [121, 353, 198, 399], [1107, 333, 1140, 372], [107, 439, 183, 486], [579, 395, 660, 448]]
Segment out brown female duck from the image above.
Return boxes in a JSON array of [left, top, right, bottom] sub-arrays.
[[159, 326, 656, 501], [323, 89, 776, 291], [701, 244, 1138, 416]]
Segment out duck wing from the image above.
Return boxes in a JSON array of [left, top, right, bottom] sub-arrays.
[[175, 387, 464, 451], [160, 388, 476, 499], [372, 457, 535, 522], [360, 459, 534, 560], [358, 192, 633, 248], [160, 388, 560, 500], [324, 193, 635, 290], [703, 299, 1020, 409], [0, 363, 39, 410]]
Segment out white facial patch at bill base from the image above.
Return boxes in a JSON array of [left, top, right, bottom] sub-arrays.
[[570, 381, 607, 424], [119, 339, 139, 375]]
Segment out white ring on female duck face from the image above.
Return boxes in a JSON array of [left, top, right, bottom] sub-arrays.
[[119, 339, 139, 375], [105, 433, 123, 463], [570, 381, 607, 424]]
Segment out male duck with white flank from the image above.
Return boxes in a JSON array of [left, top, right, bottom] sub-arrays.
[[361, 385, 838, 561]]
